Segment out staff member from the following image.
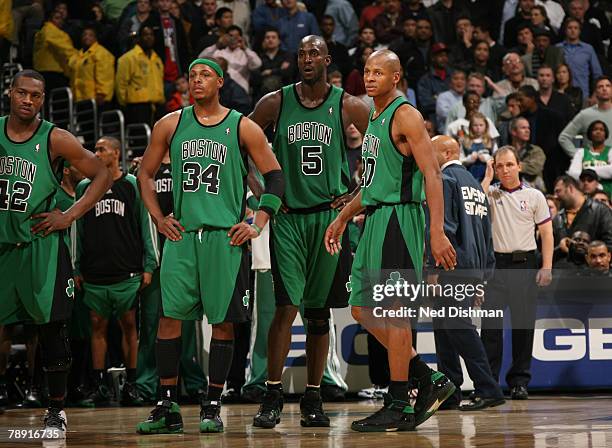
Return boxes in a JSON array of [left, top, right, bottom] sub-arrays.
[[430, 136, 505, 411], [480, 146, 553, 400]]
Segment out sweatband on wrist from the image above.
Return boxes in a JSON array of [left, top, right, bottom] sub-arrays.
[[259, 193, 282, 215], [188, 58, 224, 78], [251, 223, 262, 235]]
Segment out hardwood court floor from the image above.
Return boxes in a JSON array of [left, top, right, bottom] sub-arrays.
[[1, 396, 612, 447]]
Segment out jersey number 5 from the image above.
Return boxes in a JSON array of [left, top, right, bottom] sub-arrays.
[[0, 179, 32, 213], [182, 162, 220, 194], [301, 145, 322, 176]]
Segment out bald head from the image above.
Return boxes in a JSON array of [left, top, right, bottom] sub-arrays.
[[432, 135, 460, 167], [300, 35, 328, 55], [368, 49, 401, 72]]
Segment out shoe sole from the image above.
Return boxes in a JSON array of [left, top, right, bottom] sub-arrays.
[[459, 398, 506, 411], [415, 381, 457, 427], [253, 417, 280, 429], [351, 422, 415, 432], [300, 420, 330, 427], [136, 426, 184, 435], [200, 423, 224, 433]]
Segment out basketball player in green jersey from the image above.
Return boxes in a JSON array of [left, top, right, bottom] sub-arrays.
[[249, 35, 370, 428], [136, 58, 283, 434], [325, 50, 458, 432], [0, 69, 112, 438]]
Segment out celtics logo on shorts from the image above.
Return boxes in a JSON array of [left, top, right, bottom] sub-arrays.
[[65, 278, 75, 299], [345, 275, 352, 292], [242, 290, 250, 307]]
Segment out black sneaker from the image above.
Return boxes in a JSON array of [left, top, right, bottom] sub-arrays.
[[413, 371, 456, 427], [253, 389, 283, 428], [351, 393, 415, 432], [510, 385, 528, 400], [43, 408, 67, 439], [321, 385, 346, 402], [136, 400, 183, 434], [0, 382, 8, 407], [21, 386, 42, 408], [82, 384, 111, 407], [70, 385, 95, 408], [199, 400, 224, 433], [242, 386, 265, 403], [121, 382, 144, 406], [300, 389, 330, 427]]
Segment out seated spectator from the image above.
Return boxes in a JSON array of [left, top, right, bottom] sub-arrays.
[[117, 0, 152, 55], [513, 22, 536, 56], [555, 63, 583, 117], [446, 90, 500, 142], [566, 0, 605, 56], [537, 65, 574, 125], [586, 240, 611, 274], [320, 15, 350, 77], [371, 0, 405, 45], [388, 18, 426, 88], [417, 42, 452, 122], [552, 175, 612, 262], [579, 168, 603, 195], [251, 27, 294, 100], [68, 26, 115, 105], [567, 120, 612, 195], [217, 56, 251, 115], [448, 16, 474, 73], [494, 52, 539, 98], [558, 76, 612, 158], [324, 0, 358, 48], [498, 93, 523, 146], [509, 117, 546, 190], [521, 27, 564, 77], [277, 0, 319, 55], [556, 17, 602, 100], [115, 25, 164, 126], [472, 21, 507, 74], [217, 0, 251, 41], [592, 191, 611, 209], [554, 230, 591, 269], [445, 72, 502, 130], [252, 0, 287, 39], [165, 74, 193, 112], [345, 45, 374, 98], [436, 69, 466, 133], [200, 25, 262, 94], [459, 112, 496, 181], [427, 0, 470, 46], [349, 25, 380, 56], [470, 40, 500, 82], [33, 9, 77, 96]]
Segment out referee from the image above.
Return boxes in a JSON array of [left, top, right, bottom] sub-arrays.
[[430, 136, 505, 411], [480, 146, 553, 400]]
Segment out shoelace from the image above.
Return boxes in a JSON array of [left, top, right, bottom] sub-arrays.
[[150, 402, 171, 420], [44, 411, 65, 429]]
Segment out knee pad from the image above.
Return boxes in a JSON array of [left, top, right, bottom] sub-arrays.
[[38, 322, 71, 372], [306, 319, 330, 336]]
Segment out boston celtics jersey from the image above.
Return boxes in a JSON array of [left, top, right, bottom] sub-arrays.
[[273, 84, 349, 209], [361, 96, 424, 207], [582, 146, 612, 195], [54, 186, 74, 213], [170, 106, 247, 230], [0, 116, 59, 243], [155, 162, 173, 251]]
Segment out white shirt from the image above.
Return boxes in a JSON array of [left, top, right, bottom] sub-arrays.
[[199, 44, 262, 93]]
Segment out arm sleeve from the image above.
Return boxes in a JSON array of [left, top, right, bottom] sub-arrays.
[[558, 114, 583, 157], [597, 207, 612, 250], [94, 50, 115, 100], [567, 149, 584, 179], [199, 43, 217, 58], [47, 28, 77, 71], [589, 46, 603, 79], [136, 185, 159, 273]]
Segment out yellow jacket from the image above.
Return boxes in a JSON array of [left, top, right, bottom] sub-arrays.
[[33, 21, 77, 75], [68, 42, 115, 102], [115, 44, 164, 106], [0, 0, 13, 40]]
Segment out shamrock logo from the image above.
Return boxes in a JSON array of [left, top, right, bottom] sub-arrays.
[[386, 271, 405, 288], [242, 289, 250, 307], [65, 278, 75, 298], [345, 275, 352, 292]]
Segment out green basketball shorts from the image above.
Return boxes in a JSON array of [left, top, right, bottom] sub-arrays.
[[82, 276, 141, 319], [160, 229, 250, 324], [349, 203, 425, 307], [270, 208, 351, 317], [0, 232, 74, 325]]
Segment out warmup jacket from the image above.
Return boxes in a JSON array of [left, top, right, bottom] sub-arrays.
[[115, 44, 164, 107], [0, 0, 12, 40], [68, 41, 115, 102]]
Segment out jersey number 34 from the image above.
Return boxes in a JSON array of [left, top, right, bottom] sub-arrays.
[[182, 162, 220, 194]]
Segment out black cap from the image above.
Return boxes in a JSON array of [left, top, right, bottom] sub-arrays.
[[533, 26, 553, 39], [580, 168, 599, 181]]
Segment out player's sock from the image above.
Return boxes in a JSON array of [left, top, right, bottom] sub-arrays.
[[160, 385, 177, 402], [300, 384, 329, 427], [209, 338, 234, 388], [253, 382, 284, 428], [266, 381, 283, 391], [207, 385, 223, 401], [156, 337, 181, 403], [48, 398, 65, 411], [409, 355, 434, 382], [389, 381, 410, 402]]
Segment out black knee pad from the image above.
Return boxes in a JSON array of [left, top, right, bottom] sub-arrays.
[[306, 319, 330, 335], [38, 321, 71, 372], [156, 337, 182, 379]]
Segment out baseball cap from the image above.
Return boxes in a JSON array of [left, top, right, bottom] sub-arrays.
[[580, 168, 599, 182], [431, 42, 448, 54]]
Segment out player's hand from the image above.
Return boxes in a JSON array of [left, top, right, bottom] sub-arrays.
[[324, 217, 347, 255], [536, 268, 552, 287], [31, 209, 74, 236], [228, 222, 258, 245], [331, 192, 353, 211], [74, 275, 83, 291], [431, 231, 457, 271], [140, 272, 152, 290], [155, 214, 184, 241]]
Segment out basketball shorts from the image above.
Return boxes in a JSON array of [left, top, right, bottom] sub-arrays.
[[83, 276, 141, 319], [271, 209, 351, 316], [349, 203, 424, 307], [160, 229, 249, 324], [0, 232, 74, 325]]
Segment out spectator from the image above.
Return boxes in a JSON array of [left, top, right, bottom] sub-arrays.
[[196, 7, 234, 54], [169, 0, 194, 57], [405, 0, 428, 20], [579, 169, 602, 195], [427, 0, 470, 46], [471, 40, 501, 83], [252, 27, 294, 100], [473, 21, 507, 74], [566, 0, 605, 56], [460, 112, 496, 180], [513, 22, 535, 56], [68, 26, 115, 105], [521, 27, 564, 77], [417, 42, 452, 122], [537, 65, 574, 125], [324, 0, 358, 48], [201, 0, 219, 32], [328, 70, 342, 88], [447, 90, 500, 141], [509, 116, 546, 190], [102, 0, 132, 21], [319, 15, 350, 77], [552, 175, 612, 261], [537, 0, 565, 32], [592, 191, 611, 208], [32, 9, 76, 96], [494, 52, 539, 98], [252, 0, 287, 39], [411, 18, 434, 78], [554, 63, 583, 116], [498, 92, 522, 146], [277, 0, 319, 55], [388, 18, 426, 88], [91, 2, 115, 54], [371, 0, 405, 45], [8, 0, 43, 63], [567, 120, 612, 195], [0, 0, 11, 61], [529, 5, 556, 38], [503, 0, 534, 49], [52, 1, 80, 48], [349, 25, 379, 56], [555, 230, 591, 269], [165, 74, 193, 112], [558, 76, 612, 158], [448, 16, 475, 73], [586, 240, 611, 273], [556, 17, 602, 100], [436, 69, 466, 132], [217, 0, 251, 40], [115, 25, 164, 126], [117, 0, 152, 55], [583, 0, 611, 47], [345, 45, 374, 97], [345, 123, 363, 190], [200, 25, 262, 94], [446, 72, 502, 128], [359, 0, 384, 29], [425, 118, 437, 138], [546, 194, 560, 219], [217, 56, 251, 115]]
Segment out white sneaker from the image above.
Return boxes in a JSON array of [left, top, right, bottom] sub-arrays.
[[43, 409, 67, 439]]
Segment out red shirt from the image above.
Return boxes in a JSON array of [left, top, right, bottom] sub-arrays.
[[161, 16, 179, 82]]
